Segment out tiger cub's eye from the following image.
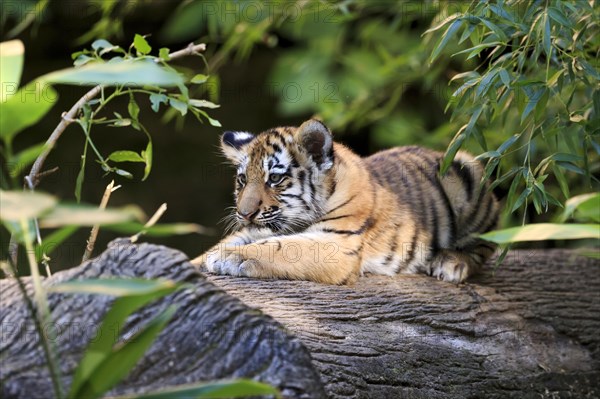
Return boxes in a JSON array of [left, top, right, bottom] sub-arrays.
[[268, 173, 284, 185], [237, 173, 247, 186]]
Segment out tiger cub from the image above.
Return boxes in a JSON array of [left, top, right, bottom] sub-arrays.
[[192, 119, 499, 284]]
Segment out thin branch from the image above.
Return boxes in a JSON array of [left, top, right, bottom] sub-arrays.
[[130, 203, 168, 243], [25, 42, 206, 191], [82, 180, 121, 262]]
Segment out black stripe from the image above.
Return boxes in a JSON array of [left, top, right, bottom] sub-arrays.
[[467, 194, 494, 236], [322, 216, 373, 236], [430, 202, 440, 258], [405, 229, 419, 266], [452, 160, 474, 202], [415, 161, 457, 246], [325, 194, 357, 216], [318, 214, 352, 223], [307, 168, 316, 197], [328, 178, 337, 198], [478, 198, 499, 234], [370, 167, 386, 186]]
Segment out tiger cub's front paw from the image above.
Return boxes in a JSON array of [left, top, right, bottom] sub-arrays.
[[205, 250, 260, 278]]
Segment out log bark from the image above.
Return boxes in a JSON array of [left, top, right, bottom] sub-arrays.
[[2, 243, 599, 399], [0, 239, 325, 399], [205, 249, 600, 399]]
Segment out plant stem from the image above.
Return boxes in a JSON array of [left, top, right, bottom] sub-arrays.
[[19, 220, 63, 399], [82, 180, 120, 262]]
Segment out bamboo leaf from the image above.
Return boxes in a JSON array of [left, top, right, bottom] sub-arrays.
[[481, 223, 600, 244], [0, 190, 57, 221], [0, 40, 24, 102], [118, 380, 281, 399], [429, 19, 463, 64]]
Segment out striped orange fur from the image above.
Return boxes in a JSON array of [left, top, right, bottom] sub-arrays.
[[191, 119, 499, 284]]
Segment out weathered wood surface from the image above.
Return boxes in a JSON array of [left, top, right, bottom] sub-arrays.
[[205, 249, 600, 399], [2, 243, 599, 399], [0, 240, 325, 399]]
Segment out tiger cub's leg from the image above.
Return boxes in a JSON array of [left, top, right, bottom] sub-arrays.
[[430, 240, 497, 283], [213, 232, 362, 285], [191, 228, 274, 273]]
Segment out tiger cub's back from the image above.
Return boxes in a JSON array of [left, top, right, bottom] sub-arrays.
[[364, 146, 499, 252]]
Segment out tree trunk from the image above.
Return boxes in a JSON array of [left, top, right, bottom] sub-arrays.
[[205, 249, 600, 399], [0, 239, 325, 399], [2, 242, 599, 398]]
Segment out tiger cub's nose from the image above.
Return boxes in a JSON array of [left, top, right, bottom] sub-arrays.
[[239, 208, 260, 221]]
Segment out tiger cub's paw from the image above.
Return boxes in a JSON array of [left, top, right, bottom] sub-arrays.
[[204, 250, 260, 278], [431, 251, 471, 284]]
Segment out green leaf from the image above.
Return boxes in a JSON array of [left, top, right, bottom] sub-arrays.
[[169, 98, 188, 116], [520, 87, 545, 124], [78, 307, 176, 399], [42, 61, 183, 87], [108, 150, 145, 163], [440, 127, 467, 175], [9, 142, 47, 178], [0, 82, 58, 143], [499, 68, 511, 87], [115, 168, 134, 179], [120, 379, 281, 399], [133, 34, 152, 55], [149, 93, 168, 112], [50, 278, 178, 296], [39, 204, 143, 228], [552, 164, 570, 199], [559, 193, 600, 223], [475, 69, 498, 97], [73, 55, 95, 67], [128, 96, 140, 121], [429, 19, 463, 64], [578, 60, 600, 81], [0, 40, 24, 102], [188, 99, 220, 109], [56, 278, 180, 399], [158, 47, 170, 61], [75, 145, 87, 203], [0, 190, 57, 221], [424, 13, 462, 34], [111, 118, 132, 127], [497, 134, 521, 154], [511, 187, 532, 213], [141, 141, 153, 181], [547, 7, 572, 28], [104, 222, 210, 236], [194, 108, 221, 127], [479, 18, 508, 42], [191, 74, 208, 84], [542, 12, 552, 58], [91, 39, 114, 52], [481, 223, 600, 244]]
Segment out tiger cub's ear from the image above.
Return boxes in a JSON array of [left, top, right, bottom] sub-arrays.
[[221, 131, 255, 164], [295, 119, 334, 170]]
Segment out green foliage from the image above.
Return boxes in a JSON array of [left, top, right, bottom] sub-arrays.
[[426, 1, 599, 224], [481, 223, 599, 244], [51, 278, 180, 399]]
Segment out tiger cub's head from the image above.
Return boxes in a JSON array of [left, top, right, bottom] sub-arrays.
[[220, 119, 335, 233]]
